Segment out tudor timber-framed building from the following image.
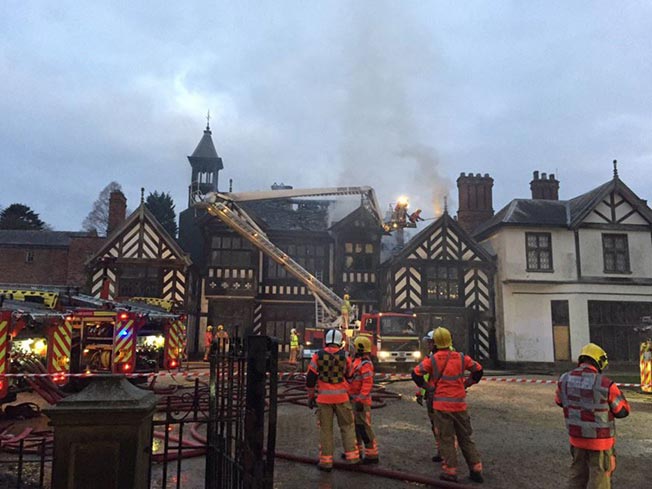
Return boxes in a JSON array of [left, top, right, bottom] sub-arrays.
[[380, 211, 496, 362]]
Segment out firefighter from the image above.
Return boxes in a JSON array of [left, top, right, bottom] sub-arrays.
[[289, 328, 300, 365], [341, 294, 352, 329], [306, 328, 360, 471], [203, 325, 214, 361], [412, 327, 484, 483], [555, 343, 630, 489], [349, 336, 379, 463], [415, 330, 445, 463], [409, 208, 424, 224], [214, 324, 229, 353]]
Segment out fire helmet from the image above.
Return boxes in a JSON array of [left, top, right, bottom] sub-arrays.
[[423, 330, 434, 342], [324, 329, 344, 346], [344, 294, 350, 300], [579, 343, 609, 371], [217, 324, 224, 331], [291, 328, 297, 334], [433, 327, 452, 349], [207, 325, 214, 332], [354, 336, 372, 354]]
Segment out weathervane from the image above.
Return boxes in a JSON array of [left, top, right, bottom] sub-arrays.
[[206, 110, 211, 131], [140, 187, 145, 205], [613, 159, 618, 178]]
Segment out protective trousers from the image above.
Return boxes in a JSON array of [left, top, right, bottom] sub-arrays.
[[317, 402, 359, 468], [354, 405, 378, 460], [433, 410, 482, 477], [289, 347, 299, 364], [569, 446, 616, 489]]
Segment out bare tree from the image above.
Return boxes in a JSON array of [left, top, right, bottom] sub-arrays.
[[82, 181, 122, 236]]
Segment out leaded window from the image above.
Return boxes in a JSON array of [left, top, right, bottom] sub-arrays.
[[426, 265, 460, 302], [602, 234, 630, 273], [526, 232, 553, 271], [343, 242, 374, 271]]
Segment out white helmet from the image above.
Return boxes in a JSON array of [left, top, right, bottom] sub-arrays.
[[423, 330, 434, 341], [324, 329, 344, 346]]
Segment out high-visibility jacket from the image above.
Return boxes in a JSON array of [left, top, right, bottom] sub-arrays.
[[307, 346, 352, 404], [349, 356, 374, 406], [341, 300, 352, 315], [555, 363, 630, 450], [290, 333, 299, 348], [414, 350, 482, 412]]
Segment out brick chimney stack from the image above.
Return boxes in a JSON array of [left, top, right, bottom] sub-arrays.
[[530, 171, 559, 200], [456, 172, 494, 234], [107, 190, 127, 236]]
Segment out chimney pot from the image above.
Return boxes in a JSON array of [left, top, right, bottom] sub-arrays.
[[533, 171, 539, 180], [541, 172, 547, 179], [549, 174, 555, 180], [484, 173, 490, 178], [475, 173, 481, 178], [460, 172, 466, 177]]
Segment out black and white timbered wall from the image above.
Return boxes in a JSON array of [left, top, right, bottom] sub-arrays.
[[382, 212, 496, 362]]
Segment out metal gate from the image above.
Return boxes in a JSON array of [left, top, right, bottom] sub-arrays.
[[149, 334, 278, 489]]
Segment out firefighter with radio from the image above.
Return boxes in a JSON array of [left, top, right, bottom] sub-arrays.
[[306, 328, 360, 471], [349, 336, 379, 464], [555, 343, 630, 489], [412, 327, 484, 483]]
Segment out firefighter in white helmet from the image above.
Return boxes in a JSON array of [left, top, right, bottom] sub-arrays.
[[412, 327, 484, 483], [306, 328, 360, 471], [349, 336, 379, 463], [555, 343, 630, 488]]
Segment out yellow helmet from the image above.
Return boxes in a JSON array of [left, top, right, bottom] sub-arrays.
[[579, 343, 608, 371], [344, 294, 350, 300], [207, 325, 213, 331], [353, 336, 372, 354], [217, 324, 224, 331], [433, 327, 452, 349]]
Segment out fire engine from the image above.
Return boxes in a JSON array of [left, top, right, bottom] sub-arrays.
[[0, 288, 187, 402], [195, 186, 423, 367]]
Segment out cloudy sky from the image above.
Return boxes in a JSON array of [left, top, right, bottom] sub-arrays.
[[2, 1, 652, 231]]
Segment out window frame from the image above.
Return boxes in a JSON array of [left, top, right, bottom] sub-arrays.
[[525, 232, 553, 272], [424, 264, 462, 305], [25, 250, 34, 264], [602, 233, 631, 274], [343, 241, 375, 272]]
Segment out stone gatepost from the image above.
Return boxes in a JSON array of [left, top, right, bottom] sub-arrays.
[[44, 376, 158, 489]]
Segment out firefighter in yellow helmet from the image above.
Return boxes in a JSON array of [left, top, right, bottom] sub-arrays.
[[341, 294, 352, 329], [412, 327, 484, 483], [349, 336, 379, 463], [555, 343, 630, 489], [214, 324, 229, 353]]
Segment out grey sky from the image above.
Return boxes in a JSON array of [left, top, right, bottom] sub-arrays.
[[2, 1, 652, 231]]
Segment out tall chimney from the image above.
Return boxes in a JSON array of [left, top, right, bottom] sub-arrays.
[[107, 190, 127, 236], [456, 172, 494, 234], [530, 171, 560, 200]]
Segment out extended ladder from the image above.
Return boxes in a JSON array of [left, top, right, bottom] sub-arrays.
[[201, 200, 344, 319]]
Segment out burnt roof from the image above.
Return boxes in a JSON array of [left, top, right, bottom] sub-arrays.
[[0, 230, 97, 247], [473, 177, 652, 240], [241, 199, 331, 232]]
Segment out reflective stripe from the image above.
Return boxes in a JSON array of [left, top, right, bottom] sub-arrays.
[[319, 388, 349, 396], [433, 396, 465, 403]]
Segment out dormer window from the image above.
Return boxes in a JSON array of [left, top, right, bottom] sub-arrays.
[[602, 234, 630, 273], [526, 232, 553, 272]]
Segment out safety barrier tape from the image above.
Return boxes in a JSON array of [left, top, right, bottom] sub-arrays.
[[0, 370, 650, 388]]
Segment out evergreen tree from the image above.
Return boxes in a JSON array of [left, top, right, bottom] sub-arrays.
[[0, 204, 47, 230], [82, 181, 122, 236], [146, 191, 178, 238]]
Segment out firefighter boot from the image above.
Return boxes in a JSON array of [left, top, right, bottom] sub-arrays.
[[469, 471, 484, 483], [440, 473, 458, 483]]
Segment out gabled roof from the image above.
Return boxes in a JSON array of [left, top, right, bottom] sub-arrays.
[[329, 204, 380, 232], [0, 230, 97, 247], [88, 203, 191, 266], [473, 176, 652, 240], [384, 211, 495, 266]]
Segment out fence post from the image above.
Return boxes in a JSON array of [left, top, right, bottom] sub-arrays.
[[243, 335, 270, 489], [44, 375, 157, 489]]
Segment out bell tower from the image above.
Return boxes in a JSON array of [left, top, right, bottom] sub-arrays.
[[187, 114, 223, 207]]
